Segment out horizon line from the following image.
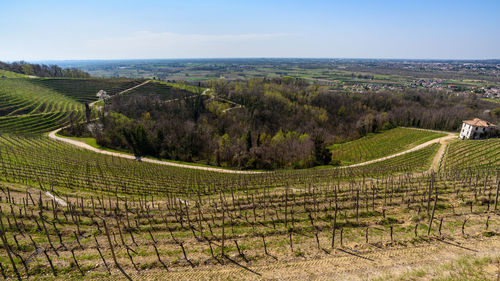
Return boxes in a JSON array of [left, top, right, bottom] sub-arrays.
[[2, 57, 500, 63]]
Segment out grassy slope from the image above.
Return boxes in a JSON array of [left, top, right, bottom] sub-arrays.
[[0, 69, 30, 78], [442, 138, 500, 170], [0, 142, 496, 279], [0, 78, 84, 134], [31, 78, 144, 104], [328, 127, 446, 165]]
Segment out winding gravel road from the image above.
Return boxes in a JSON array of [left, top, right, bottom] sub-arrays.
[[343, 129, 456, 169], [48, 127, 265, 174], [49, 127, 456, 174]]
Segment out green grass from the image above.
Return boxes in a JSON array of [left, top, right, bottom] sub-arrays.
[[55, 133, 110, 150], [375, 254, 500, 281], [328, 127, 446, 165]]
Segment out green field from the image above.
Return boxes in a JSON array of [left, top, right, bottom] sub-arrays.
[[357, 142, 439, 173], [329, 127, 446, 165], [0, 78, 84, 134]]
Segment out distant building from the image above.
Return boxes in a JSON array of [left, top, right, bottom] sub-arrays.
[[96, 90, 109, 100], [459, 118, 496, 140]]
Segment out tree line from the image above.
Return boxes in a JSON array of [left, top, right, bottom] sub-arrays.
[[0, 61, 90, 78]]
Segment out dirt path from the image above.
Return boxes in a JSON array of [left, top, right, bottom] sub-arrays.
[[344, 130, 456, 169], [48, 128, 264, 174], [428, 135, 455, 172]]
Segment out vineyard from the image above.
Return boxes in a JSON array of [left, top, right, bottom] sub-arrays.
[[0, 131, 497, 279], [0, 79, 84, 134], [31, 78, 145, 104], [0, 77, 497, 280], [329, 127, 446, 165], [0, 135, 443, 197], [442, 138, 500, 171], [0, 160, 497, 279], [118, 80, 199, 100]]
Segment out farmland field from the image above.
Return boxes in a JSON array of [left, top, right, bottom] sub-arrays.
[[0, 153, 497, 280], [0, 78, 84, 134], [0, 76, 497, 280], [442, 138, 500, 171], [329, 127, 447, 165], [120, 80, 199, 100], [0, 135, 441, 197], [31, 78, 145, 104]]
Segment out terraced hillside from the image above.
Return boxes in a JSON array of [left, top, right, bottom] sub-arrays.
[[329, 127, 446, 165], [442, 138, 500, 171], [31, 78, 144, 104], [0, 78, 84, 134], [120, 80, 198, 100]]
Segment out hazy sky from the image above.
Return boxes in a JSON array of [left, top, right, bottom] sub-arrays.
[[1, 0, 499, 61]]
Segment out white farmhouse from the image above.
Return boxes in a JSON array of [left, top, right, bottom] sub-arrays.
[[459, 118, 496, 140], [96, 90, 110, 100]]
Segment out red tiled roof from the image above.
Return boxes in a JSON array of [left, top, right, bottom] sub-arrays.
[[463, 118, 496, 127]]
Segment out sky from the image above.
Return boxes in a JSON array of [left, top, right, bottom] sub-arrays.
[[1, 0, 499, 61]]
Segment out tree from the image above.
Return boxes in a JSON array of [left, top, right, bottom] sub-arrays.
[[313, 134, 331, 166], [122, 125, 152, 160], [246, 131, 252, 152], [85, 103, 91, 123]]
